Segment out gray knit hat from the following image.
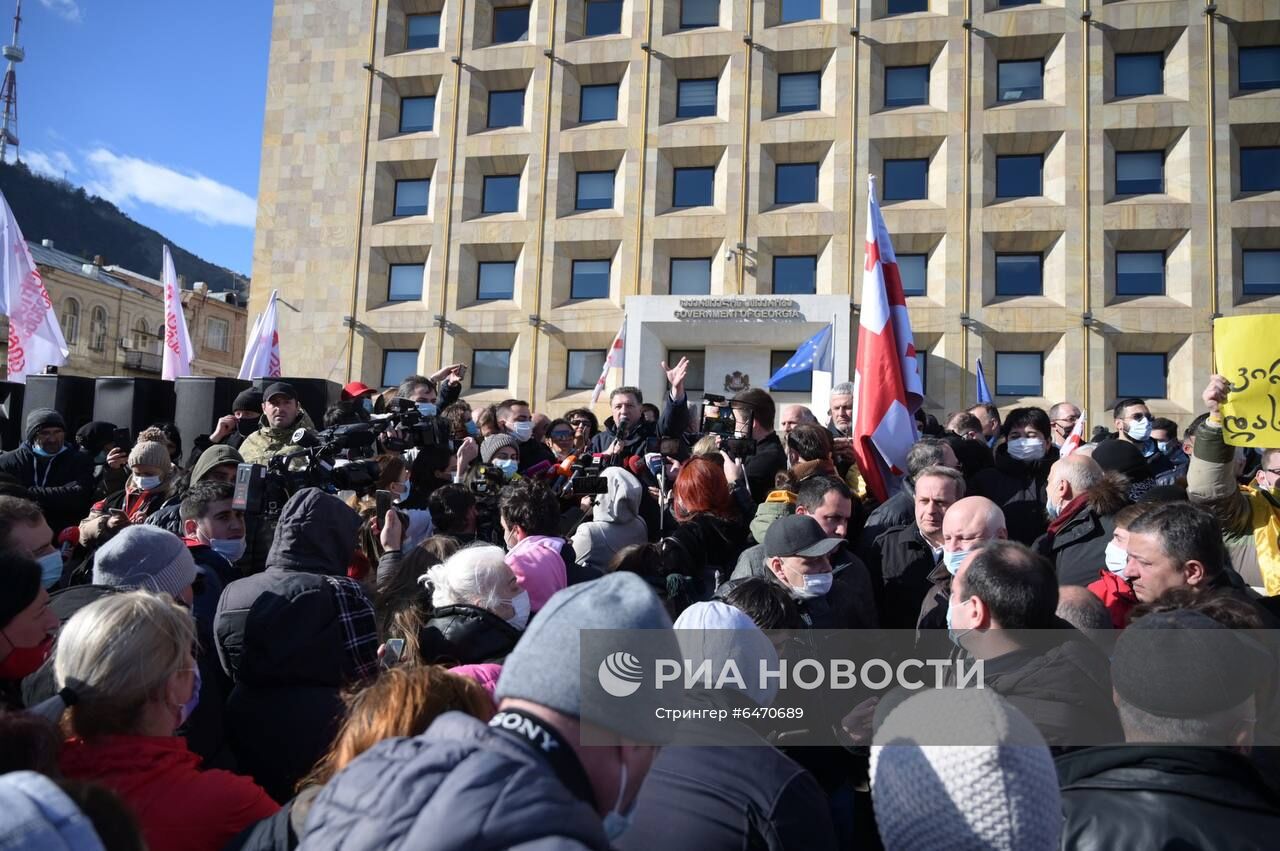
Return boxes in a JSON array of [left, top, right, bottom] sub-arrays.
[[93, 526, 198, 601], [870, 689, 1062, 851], [496, 572, 678, 739], [127, 440, 172, 474], [480, 433, 519, 464]]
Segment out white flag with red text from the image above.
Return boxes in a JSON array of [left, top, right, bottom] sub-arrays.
[[0, 189, 68, 383], [161, 245, 196, 380], [591, 318, 626, 404], [853, 175, 924, 502], [238, 289, 282, 380]]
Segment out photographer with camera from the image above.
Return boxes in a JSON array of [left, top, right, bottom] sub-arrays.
[[730, 388, 787, 504], [239, 383, 317, 466]]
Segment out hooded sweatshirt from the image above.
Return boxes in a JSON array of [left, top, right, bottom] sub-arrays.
[[505, 535, 568, 613], [571, 467, 648, 573], [0, 408, 95, 535]]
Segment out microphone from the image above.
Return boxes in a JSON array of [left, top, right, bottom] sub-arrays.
[[291, 428, 320, 448], [524, 459, 553, 479], [616, 414, 632, 438], [624, 454, 655, 487]]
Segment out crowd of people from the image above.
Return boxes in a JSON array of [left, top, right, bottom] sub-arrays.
[[1, 359, 1279, 849]]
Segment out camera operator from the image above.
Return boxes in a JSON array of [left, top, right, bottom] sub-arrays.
[[240, 383, 317, 466], [340, 381, 379, 414], [730, 388, 787, 504]]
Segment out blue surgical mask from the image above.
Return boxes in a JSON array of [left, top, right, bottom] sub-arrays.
[[465, 421, 479, 437], [361, 398, 374, 413], [1007, 437, 1046, 461], [31, 443, 61, 458], [943, 548, 968, 576], [1127, 417, 1151, 442], [134, 474, 163, 491], [209, 537, 247, 563], [1156, 440, 1172, 456], [395, 481, 412, 503], [602, 760, 638, 841], [1046, 494, 1061, 520], [494, 458, 519, 479], [416, 402, 438, 418], [510, 421, 534, 443], [179, 663, 201, 728], [945, 601, 970, 649], [36, 551, 63, 589]]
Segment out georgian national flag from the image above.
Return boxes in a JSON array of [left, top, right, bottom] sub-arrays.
[[1059, 410, 1086, 458], [161, 245, 196, 381], [591, 318, 626, 404], [853, 175, 924, 502], [0, 189, 67, 383]]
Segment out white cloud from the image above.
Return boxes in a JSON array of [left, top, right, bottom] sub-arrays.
[[39, 0, 82, 23], [20, 149, 77, 179], [83, 148, 257, 228]]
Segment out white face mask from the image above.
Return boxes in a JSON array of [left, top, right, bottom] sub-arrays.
[[1007, 437, 1046, 461], [602, 759, 639, 841], [506, 590, 531, 630], [1127, 417, 1151, 442], [1104, 541, 1128, 575], [510, 421, 534, 442], [791, 571, 832, 599], [395, 481, 413, 504], [209, 537, 247, 563], [134, 474, 163, 491]]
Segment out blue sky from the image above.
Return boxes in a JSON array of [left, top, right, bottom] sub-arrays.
[[7, 0, 271, 275]]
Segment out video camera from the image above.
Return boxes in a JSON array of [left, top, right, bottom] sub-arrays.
[[231, 425, 384, 515], [372, 397, 452, 452], [698, 394, 756, 460]]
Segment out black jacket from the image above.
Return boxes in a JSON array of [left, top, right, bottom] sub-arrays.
[[417, 604, 521, 666], [664, 512, 748, 599], [0, 444, 95, 535], [743, 432, 787, 505], [724, 543, 879, 629], [868, 524, 939, 629], [592, 392, 689, 460], [861, 487, 914, 547], [969, 444, 1059, 545], [1032, 473, 1129, 587], [517, 437, 555, 471], [1058, 745, 1280, 850]]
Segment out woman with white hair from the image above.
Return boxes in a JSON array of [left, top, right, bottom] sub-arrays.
[[414, 544, 528, 667], [55, 591, 278, 851]]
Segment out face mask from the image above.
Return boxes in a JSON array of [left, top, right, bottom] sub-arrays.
[[494, 458, 519, 480], [602, 759, 638, 841], [465, 421, 479, 437], [943, 548, 968, 576], [94, 451, 107, 465], [1127, 418, 1151, 442], [361, 398, 374, 413], [416, 402, 438, 418], [134, 474, 163, 491], [31, 443, 61, 458], [210, 537, 247, 563], [1046, 494, 1061, 520], [237, 417, 259, 437], [1156, 441, 1172, 455], [0, 633, 53, 681], [510, 421, 534, 443], [506, 590, 531, 630], [36, 551, 63, 589], [395, 481, 413, 504], [179, 663, 201, 728], [1104, 541, 1128, 575], [945, 601, 968, 649], [1007, 437, 1046, 461], [791, 572, 832, 599]]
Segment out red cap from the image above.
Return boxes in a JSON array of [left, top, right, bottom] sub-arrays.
[[342, 381, 377, 400]]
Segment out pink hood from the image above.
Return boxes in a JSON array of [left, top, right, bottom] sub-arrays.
[[505, 535, 567, 612]]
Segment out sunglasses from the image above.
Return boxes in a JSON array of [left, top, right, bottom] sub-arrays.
[[550, 431, 574, 440]]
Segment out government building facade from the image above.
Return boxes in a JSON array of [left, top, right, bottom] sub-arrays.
[[251, 0, 1280, 419]]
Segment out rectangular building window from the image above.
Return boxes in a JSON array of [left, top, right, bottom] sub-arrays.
[[670, 258, 712, 294], [1115, 52, 1163, 97], [1239, 46, 1280, 92], [206, 317, 229, 352], [576, 170, 615, 210], [778, 72, 820, 113], [1241, 146, 1280, 192], [492, 6, 531, 43], [1117, 353, 1167, 399], [780, 0, 820, 24], [884, 65, 929, 107], [383, 350, 420, 388], [998, 0, 1038, 6], [400, 96, 435, 133], [571, 259, 611, 299], [677, 78, 718, 118], [488, 89, 525, 128], [567, 350, 607, 389], [995, 154, 1043, 199], [897, 253, 927, 296], [394, 179, 430, 216], [388, 263, 425, 301], [483, 175, 521, 213], [585, 0, 623, 36], [406, 14, 441, 50], [580, 83, 619, 122], [1115, 150, 1164, 195], [886, 0, 928, 13], [995, 352, 1043, 396], [883, 158, 928, 201], [775, 163, 819, 204], [472, 349, 512, 388], [773, 255, 817, 295], [667, 349, 705, 390], [770, 349, 812, 392], [1244, 249, 1280, 296], [673, 167, 714, 207], [477, 261, 516, 300], [1115, 251, 1165, 296], [995, 253, 1043, 296], [997, 59, 1043, 102], [680, 0, 718, 29]]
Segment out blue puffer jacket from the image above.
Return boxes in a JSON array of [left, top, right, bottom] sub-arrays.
[[300, 712, 611, 851]]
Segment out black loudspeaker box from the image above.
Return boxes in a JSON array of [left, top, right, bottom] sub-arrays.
[[174, 377, 252, 446], [92, 377, 177, 440], [0, 382, 24, 450], [22, 374, 97, 439]]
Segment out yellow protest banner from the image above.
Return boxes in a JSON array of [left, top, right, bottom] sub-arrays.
[[1214, 314, 1280, 447]]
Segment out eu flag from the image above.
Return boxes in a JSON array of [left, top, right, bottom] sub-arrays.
[[768, 325, 834, 389]]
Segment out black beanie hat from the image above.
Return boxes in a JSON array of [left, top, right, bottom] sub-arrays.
[[23, 409, 66, 445], [0, 551, 43, 629], [233, 388, 263, 413], [1092, 439, 1150, 480]]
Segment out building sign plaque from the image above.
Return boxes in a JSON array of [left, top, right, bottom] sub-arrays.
[[673, 298, 803, 321]]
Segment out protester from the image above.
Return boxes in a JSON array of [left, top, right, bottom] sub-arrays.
[[944, 411, 984, 442], [1085, 502, 1152, 628], [1092, 437, 1160, 501], [494, 398, 555, 470], [862, 438, 959, 544], [734, 475, 854, 578], [0, 408, 95, 536], [1048, 401, 1082, 448], [915, 495, 1007, 636], [719, 575, 803, 630], [0, 769, 145, 851], [1035, 453, 1129, 586], [728, 387, 787, 503], [664, 455, 748, 597], [0, 550, 59, 708], [411, 545, 526, 665], [239, 383, 317, 466], [0, 494, 65, 588], [499, 477, 571, 608], [427, 484, 479, 541], [969, 407, 1059, 544], [56, 591, 278, 851], [779, 403, 817, 438], [301, 572, 680, 849], [968, 403, 1002, 448], [1149, 416, 1189, 478], [544, 418, 575, 462], [146, 443, 244, 535], [565, 408, 600, 450], [572, 467, 648, 575], [1054, 585, 1113, 634], [77, 420, 130, 497]]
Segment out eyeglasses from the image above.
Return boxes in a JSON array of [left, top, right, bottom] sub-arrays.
[[570, 420, 591, 428], [1052, 417, 1079, 426], [549, 431, 573, 440]]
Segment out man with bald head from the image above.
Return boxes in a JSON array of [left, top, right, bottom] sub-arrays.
[[917, 496, 1007, 634], [1049, 402, 1082, 448], [1034, 453, 1130, 586], [779, 404, 817, 439]]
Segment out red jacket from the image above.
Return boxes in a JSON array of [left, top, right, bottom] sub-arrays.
[[60, 734, 278, 851], [1087, 570, 1137, 629]]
